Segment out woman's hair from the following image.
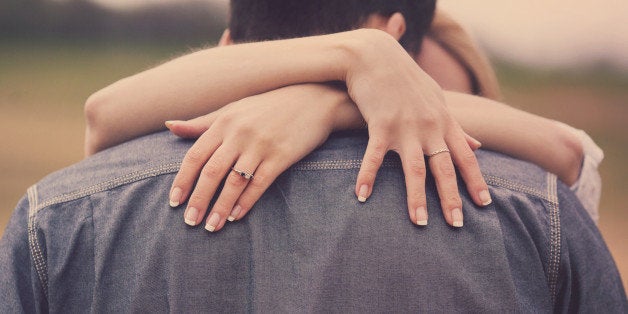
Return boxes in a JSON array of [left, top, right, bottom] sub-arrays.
[[427, 10, 502, 100], [228, 0, 436, 54]]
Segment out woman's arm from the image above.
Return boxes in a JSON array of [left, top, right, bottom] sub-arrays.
[[444, 92, 583, 185], [86, 29, 491, 228], [320, 90, 583, 185], [166, 85, 585, 231], [84, 31, 356, 155], [173, 88, 583, 186]]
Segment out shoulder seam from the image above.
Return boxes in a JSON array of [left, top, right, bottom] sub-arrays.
[[33, 162, 181, 215], [27, 185, 49, 299], [546, 173, 561, 307], [292, 159, 399, 171], [293, 159, 556, 204], [484, 175, 555, 203]]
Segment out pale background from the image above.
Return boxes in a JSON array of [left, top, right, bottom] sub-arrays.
[[2, 0, 627, 292], [89, 0, 628, 69]]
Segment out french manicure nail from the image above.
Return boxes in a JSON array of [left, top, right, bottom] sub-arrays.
[[169, 187, 182, 207], [228, 205, 242, 222], [479, 190, 492, 206], [416, 206, 428, 226], [205, 213, 220, 232], [452, 208, 463, 228], [184, 207, 198, 226], [358, 184, 369, 203], [165, 120, 175, 129]]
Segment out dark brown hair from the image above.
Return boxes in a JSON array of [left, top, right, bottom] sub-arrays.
[[229, 0, 436, 54]]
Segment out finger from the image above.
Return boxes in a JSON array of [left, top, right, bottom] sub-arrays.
[[464, 132, 482, 151], [165, 113, 218, 139], [182, 145, 236, 227], [229, 161, 282, 221], [205, 156, 261, 232], [398, 144, 428, 226], [169, 131, 221, 208], [448, 130, 492, 207], [427, 147, 463, 228], [356, 135, 388, 203]]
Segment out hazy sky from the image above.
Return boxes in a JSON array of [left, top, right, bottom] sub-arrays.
[[91, 0, 628, 70], [439, 0, 628, 69]]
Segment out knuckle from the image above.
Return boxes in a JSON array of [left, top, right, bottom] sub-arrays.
[[371, 136, 388, 153], [211, 202, 232, 216], [437, 161, 456, 179], [184, 146, 206, 165], [200, 159, 223, 179], [365, 152, 383, 168], [257, 136, 274, 148], [419, 111, 439, 128], [407, 158, 427, 177], [442, 194, 462, 209], [407, 197, 425, 211], [236, 195, 255, 211], [364, 144, 387, 168], [458, 148, 478, 166], [359, 171, 376, 184], [225, 173, 248, 189], [235, 123, 257, 138], [214, 112, 234, 126], [188, 193, 208, 209], [249, 174, 270, 190]]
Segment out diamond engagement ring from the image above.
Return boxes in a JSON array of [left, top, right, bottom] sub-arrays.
[[426, 148, 450, 157], [232, 167, 254, 180]]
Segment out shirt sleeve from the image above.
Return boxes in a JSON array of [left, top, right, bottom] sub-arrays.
[[555, 183, 627, 312], [0, 195, 44, 312], [555, 121, 604, 223]]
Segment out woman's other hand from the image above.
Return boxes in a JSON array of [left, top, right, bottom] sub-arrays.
[[166, 84, 350, 232], [346, 29, 492, 227]]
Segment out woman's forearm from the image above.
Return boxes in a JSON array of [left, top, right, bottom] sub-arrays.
[[84, 29, 395, 155], [317, 88, 583, 185], [444, 92, 583, 185]]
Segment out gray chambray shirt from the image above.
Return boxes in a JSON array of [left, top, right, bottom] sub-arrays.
[[1, 131, 625, 313]]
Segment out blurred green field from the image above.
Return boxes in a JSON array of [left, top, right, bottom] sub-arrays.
[[1, 40, 627, 290]]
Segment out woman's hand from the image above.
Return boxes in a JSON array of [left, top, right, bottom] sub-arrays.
[[345, 30, 492, 227], [167, 84, 352, 232], [167, 85, 485, 232], [164, 29, 491, 230]]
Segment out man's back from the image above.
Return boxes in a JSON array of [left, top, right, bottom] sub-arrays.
[[1, 131, 625, 312]]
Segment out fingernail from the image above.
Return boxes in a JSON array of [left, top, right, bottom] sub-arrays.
[[472, 138, 482, 148], [358, 184, 369, 203], [165, 120, 175, 129], [479, 190, 492, 206], [416, 206, 428, 226], [205, 213, 220, 232], [169, 187, 182, 207], [184, 207, 198, 226], [452, 208, 463, 228], [227, 205, 242, 222]]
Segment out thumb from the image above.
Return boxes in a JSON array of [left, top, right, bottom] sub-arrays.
[[463, 132, 482, 151], [165, 114, 216, 139]]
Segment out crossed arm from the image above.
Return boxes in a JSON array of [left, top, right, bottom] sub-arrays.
[[84, 29, 583, 230]]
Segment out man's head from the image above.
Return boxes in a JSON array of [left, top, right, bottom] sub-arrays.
[[226, 0, 436, 54]]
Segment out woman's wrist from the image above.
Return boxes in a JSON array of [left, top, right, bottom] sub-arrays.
[[300, 83, 364, 132], [330, 97, 364, 132]]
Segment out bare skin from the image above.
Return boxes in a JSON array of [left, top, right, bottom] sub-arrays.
[[85, 28, 490, 229], [84, 14, 583, 231]]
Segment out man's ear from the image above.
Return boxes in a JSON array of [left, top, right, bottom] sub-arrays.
[[385, 13, 406, 40], [218, 29, 233, 46]]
